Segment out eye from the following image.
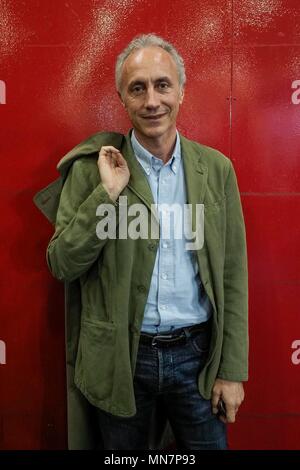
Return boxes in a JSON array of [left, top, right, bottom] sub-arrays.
[[131, 84, 144, 95], [157, 82, 170, 92]]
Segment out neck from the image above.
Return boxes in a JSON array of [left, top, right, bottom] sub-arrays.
[[133, 128, 177, 163]]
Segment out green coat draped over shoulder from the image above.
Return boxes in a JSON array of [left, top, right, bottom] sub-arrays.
[[34, 130, 248, 449]]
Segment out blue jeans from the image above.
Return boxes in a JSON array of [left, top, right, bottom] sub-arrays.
[[96, 325, 227, 450]]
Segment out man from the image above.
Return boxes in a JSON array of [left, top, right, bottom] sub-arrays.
[[46, 33, 248, 450]]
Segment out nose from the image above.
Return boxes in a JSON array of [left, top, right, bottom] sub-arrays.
[[144, 86, 159, 110]]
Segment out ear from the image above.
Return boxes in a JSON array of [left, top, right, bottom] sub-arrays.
[[179, 87, 185, 104]]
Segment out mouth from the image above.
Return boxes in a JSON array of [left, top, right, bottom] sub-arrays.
[[141, 113, 167, 120]]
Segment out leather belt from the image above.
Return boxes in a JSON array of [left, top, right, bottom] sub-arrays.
[[139, 319, 211, 348]]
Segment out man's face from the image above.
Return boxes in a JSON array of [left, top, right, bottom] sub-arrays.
[[119, 46, 184, 141]]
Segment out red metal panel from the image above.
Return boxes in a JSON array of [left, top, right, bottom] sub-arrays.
[[233, 0, 300, 46], [231, 46, 300, 192], [228, 195, 300, 449], [230, 416, 300, 450], [0, 0, 299, 449], [241, 196, 300, 411], [230, 0, 300, 450]]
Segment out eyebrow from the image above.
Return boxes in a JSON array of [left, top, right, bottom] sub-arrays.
[[128, 79, 145, 87], [128, 76, 172, 87], [155, 76, 172, 82]]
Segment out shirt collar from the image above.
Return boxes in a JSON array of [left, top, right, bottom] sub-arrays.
[[131, 129, 181, 175]]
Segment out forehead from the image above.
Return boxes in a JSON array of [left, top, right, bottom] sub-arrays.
[[121, 46, 179, 84]]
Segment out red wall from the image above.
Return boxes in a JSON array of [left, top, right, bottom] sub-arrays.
[[0, 0, 300, 450]]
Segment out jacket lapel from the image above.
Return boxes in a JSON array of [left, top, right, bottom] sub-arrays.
[[122, 132, 209, 227], [122, 132, 155, 211], [180, 134, 208, 232], [180, 135, 214, 307]]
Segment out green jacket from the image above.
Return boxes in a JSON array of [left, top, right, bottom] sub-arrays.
[[34, 130, 248, 447]]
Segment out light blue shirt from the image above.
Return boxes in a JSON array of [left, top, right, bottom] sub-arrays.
[[131, 130, 212, 333]]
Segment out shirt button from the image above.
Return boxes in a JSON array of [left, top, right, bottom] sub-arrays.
[[162, 242, 168, 248], [161, 305, 166, 310], [161, 273, 167, 280]]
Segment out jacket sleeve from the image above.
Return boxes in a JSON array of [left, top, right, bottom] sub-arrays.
[[217, 161, 249, 382], [47, 157, 117, 282]]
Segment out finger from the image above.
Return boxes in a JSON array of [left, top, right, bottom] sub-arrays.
[[211, 392, 221, 414], [100, 146, 121, 153], [104, 150, 120, 160], [101, 149, 125, 165], [225, 404, 236, 423], [116, 152, 128, 167], [100, 150, 119, 167], [99, 148, 124, 168]]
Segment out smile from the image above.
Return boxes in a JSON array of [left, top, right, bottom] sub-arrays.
[[141, 113, 167, 120]]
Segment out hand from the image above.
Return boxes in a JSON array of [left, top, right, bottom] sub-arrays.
[[98, 146, 130, 202], [212, 379, 245, 424]]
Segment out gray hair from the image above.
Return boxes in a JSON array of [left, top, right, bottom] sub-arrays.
[[115, 33, 186, 93]]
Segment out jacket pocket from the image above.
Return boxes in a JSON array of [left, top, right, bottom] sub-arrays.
[[75, 319, 116, 401]]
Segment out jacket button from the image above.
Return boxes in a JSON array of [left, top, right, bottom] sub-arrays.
[[148, 243, 157, 251], [137, 285, 147, 294]]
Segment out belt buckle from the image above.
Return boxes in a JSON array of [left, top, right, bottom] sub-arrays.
[[151, 333, 183, 347]]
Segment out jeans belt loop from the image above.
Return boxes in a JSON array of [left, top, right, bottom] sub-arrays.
[[182, 326, 191, 339]]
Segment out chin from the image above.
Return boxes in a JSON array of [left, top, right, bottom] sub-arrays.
[[139, 126, 167, 139]]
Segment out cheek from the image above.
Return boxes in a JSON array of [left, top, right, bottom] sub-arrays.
[[170, 101, 180, 115], [126, 100, 141, 114], [124, 104, 135, 116], [165, 95, 181, 109]]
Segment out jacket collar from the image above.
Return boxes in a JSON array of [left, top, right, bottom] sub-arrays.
[[131, 129, 181, 176], [122, 130, 208, 214]]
